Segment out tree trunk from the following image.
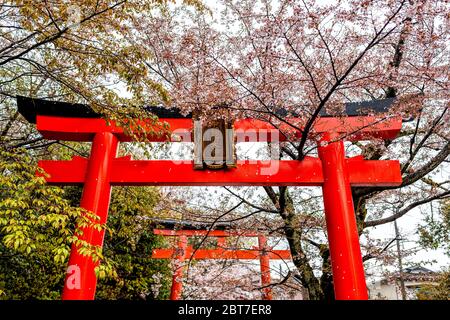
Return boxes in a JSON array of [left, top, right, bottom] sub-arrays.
[[353, 190, 368, 235], [280, 191, 324, 300], [319, 247, 335, 301], [283, 220, 324, 299]]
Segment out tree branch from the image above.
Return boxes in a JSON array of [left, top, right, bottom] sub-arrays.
[[365, 190, 450, 227]]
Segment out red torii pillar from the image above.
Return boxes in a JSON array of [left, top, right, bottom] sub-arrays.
[[318, 132, 367, 299], [170, 235, 187, 301], [62, 132, 118, 300], [152, 230, 292, 300], [258, 235, 273, 300]]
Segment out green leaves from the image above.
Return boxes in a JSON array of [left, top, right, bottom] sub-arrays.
[[0, 147, 100, 260], [52, 245, 70, 264], [94, 186, 171, 300], [418, 199, 449, 255]]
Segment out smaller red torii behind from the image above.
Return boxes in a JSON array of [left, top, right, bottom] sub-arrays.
[[152, 229, 292, 300]]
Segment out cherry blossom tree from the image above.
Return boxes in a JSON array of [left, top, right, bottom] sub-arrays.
[[136, 0, 448, 300]]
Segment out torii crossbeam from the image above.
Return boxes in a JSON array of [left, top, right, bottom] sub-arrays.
[[16, 96, 403, 300], [152, 229, 291, 300]]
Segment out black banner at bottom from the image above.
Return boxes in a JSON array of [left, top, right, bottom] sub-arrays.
[[1, 300, 446, 319]]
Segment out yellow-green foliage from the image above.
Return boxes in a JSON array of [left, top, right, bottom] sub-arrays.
[[0, 148, 170, 299], [0, 147, 101, 264]]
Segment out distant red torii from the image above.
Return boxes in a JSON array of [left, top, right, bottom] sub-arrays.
[[152, 229, 292, 300]]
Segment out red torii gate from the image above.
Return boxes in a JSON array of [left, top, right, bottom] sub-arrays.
[[17, 96, 403, 300], [152, 229, 292, 300]]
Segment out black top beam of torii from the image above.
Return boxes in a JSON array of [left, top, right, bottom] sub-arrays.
[[16, 95, 397, 123]]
